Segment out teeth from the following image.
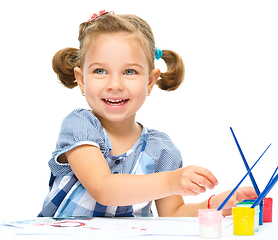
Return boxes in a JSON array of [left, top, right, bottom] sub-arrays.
[[106, 99, 122, 103], [104, 99, 128, 105]]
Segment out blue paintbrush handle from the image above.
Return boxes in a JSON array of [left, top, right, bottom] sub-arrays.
[[217, 143, 271, 211], [230, 127, 261, 195], [251, 173, 278, 208], [265, 166, 278, 189]]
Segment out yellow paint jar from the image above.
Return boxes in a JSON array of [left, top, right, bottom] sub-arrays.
[[237, 201, 259, 232], [232, 207, 255, 236]]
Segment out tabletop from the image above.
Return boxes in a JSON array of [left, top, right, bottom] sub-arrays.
[[0, 217, 276, 239]]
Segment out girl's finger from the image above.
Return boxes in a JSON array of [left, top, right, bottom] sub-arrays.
[[191, 166, 219, 187], [190, 172, 216, 190], [181, 186, 201, 196]]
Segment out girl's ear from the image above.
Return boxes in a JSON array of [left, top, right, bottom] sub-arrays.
[[148, 68, 160, 94], [74, 67, 85, 94]]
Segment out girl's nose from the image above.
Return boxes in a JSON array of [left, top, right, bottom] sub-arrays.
[[106, 75, 124, 91]]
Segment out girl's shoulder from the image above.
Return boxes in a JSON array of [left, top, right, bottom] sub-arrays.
[[58, 107, 105, 145], [147, 128, 174, 144], [146, 128, 181, 155], [145, 128, 183, 171], [55, 108, 107, 152], [62, 108, 101, 128]]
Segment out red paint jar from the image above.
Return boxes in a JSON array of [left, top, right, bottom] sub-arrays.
[[263, 197, 273, 223]]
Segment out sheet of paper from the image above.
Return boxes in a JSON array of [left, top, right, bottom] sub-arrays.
[[0, 217, 233, 239]]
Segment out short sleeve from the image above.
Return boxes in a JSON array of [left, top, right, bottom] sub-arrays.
[[48, 109, 106, 177], [146, 129, 183, 173]]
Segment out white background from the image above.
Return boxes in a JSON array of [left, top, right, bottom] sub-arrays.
[[0, 0, 277, 221]]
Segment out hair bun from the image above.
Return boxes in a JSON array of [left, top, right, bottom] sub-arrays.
[[156, 50, 185, 91], [52, 47, 80, 89]]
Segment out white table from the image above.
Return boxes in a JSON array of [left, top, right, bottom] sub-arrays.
[[0, 217, 276, 239]]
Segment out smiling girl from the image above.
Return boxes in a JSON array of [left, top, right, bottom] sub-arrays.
[[39, 11, 256, 218]]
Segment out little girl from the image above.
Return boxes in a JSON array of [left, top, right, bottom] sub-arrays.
[[39, 11, 256, 218]]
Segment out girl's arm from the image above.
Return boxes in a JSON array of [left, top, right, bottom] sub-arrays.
[[155, 195, 207, 217], [65, 145, 218, 206], [155, 186, 257, 217]]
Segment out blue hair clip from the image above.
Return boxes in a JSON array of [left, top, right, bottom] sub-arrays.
[[155, 47, 163, 60]]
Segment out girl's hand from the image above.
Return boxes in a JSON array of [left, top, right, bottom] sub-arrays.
[[170, 165, 219, 196], [210, 186, 257, 216]]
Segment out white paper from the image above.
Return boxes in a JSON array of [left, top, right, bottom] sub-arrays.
[[0, 217, 233, 239]]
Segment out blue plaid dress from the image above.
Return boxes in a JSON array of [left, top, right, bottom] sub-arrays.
[[39, 109, 182, 217]]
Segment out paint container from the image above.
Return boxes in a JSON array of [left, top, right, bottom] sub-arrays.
[[232, 207, 255, 236], [251, 197, 264, 225], [263, 197, 273, 222], [238, 201, 259, 232], [198, 209, 222, 239]]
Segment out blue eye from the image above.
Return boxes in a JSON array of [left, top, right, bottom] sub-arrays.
[[94, 69, 106, 74], [124, 69, 136, 75]]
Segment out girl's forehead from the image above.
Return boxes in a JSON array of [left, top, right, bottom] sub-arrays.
[[80, 31, 153, 70], [88, 32, 142, 50], [84, 32, 148, 63]]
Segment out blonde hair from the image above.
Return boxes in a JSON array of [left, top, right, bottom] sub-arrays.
[[52, 13, 185, 91]]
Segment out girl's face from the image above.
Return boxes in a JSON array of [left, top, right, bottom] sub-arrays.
[[74, 32, 160, 125]]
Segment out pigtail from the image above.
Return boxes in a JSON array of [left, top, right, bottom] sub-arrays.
[[156, 50, 185, 91], [52, 47, 80, 89]]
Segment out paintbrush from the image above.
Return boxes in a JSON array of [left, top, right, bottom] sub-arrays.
[[230, 127, 261, 195], [217, 143, 271, 211], [251, 172, 278, 208]]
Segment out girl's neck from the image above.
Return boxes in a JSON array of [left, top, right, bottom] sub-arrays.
[[99, 116, 138, 136], [93, 113, 143, 155]]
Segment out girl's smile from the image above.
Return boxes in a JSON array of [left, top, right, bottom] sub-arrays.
[[102, 98, 129, 110], [102, 98, 129, 106]]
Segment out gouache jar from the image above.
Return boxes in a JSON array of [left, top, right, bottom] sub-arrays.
[[232, 207, 255, 236], [251, 197, 264, 225], [198, 209, 222, 239], [263, 197, 273, 222], [237, 201, 259, 232]]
